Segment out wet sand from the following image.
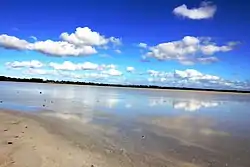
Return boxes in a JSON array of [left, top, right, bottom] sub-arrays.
[[1, 109, 250, 167], [0, 110, 200, 167], [0, 110, 111, 167]]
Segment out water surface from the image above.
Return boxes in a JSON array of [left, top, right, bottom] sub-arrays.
[[1, 81, 250, 167]]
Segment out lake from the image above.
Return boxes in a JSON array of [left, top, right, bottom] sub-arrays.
[[1, 81, 250, 167]]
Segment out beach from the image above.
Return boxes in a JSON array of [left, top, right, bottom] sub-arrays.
[[0, 110, 203, 167], [0, 110, 102, 167], [1, 82, 250, 167]]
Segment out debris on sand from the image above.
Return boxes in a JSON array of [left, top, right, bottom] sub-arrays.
[[11, 121, 21, 125], [7, 141, 13, 145], [40, 91, 42, 94], [0, 100, 3, 103]]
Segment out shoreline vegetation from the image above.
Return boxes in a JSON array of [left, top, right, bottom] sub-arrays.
[[1, 75, 250, 94]]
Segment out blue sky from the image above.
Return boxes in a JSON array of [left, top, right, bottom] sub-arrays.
[[0, 0, 250, 90]]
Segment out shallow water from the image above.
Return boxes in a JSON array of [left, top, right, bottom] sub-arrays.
[[1, 81, 250, 167]]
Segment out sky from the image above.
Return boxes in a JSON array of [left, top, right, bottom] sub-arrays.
[[0, 0, 250, 90]]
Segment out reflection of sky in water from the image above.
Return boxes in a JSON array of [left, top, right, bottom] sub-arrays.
[[1, 82, 250, 135], [172, 100, 220, 112], [2, 82, 250, 166]]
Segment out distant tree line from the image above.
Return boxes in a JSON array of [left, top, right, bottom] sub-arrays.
[[0, 75, 249, 93]]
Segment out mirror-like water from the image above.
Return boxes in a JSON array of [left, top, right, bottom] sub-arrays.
[[1, 81, 250, 167]]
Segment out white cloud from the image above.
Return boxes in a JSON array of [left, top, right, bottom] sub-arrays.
[[60, 27, 121, 47], [6, 60, 44, 69], [138, 43, 148, 48], [102, 69, 123, 76], [83, 73, 109, 79], [114, 49, 122, 54], [30, 36, 37, 41], [145, 69, 233, 88], [145, 36, 236, 64], [148, 70, 160, 77], [24, 69, 56, 75], [126, 66, 135, 73], [0, 34, 29, 50], [80, 62, 99, 70], [160, 78, 167, 82], [173, 1, 217, 20], [60, 27, 108, 46], [0, 27, 121, 57], [174, 69, 220, 81], [49, 61, 99, 71], [0, 35, 97, 57], [197, 57, 218, 64], [109, 36, 122, 46], [98, 64, 116, 71], [200, 45, 232, 55], [30, 40, 97, 57]]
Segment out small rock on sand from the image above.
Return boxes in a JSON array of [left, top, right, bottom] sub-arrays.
[[7, 141, 13, 145]]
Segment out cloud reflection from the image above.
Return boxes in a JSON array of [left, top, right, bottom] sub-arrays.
[[105, 98, 120, 108], [148, 97, 221, 112], [173, 100, 220, 112], [41, 112, 93, 124]]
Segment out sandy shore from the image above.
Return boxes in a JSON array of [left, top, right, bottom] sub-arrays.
[[0, 110, 107, 167], [1, 110, 143, 167], [4, 109, 250, 167], [1, 110, 205, 167]]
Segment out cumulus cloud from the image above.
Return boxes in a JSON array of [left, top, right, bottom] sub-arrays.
[[0, 34, 29, 50], [145, 68, 250, 90], [0, 27, 121, 57], [31, 40, 97, 56], [200, 45, 232, 55], [102, 69, 123, 76], [60, 27, 107, 46], [145, 36, 236, 65], [173, 1, 217, 20], [49, 61, 99, 71], [126, 67, 135, 73], [174, 69, 220, 81], [145, 69, 238, 88], [6, 60, 44, 69], [60, 27, 121, 46]]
